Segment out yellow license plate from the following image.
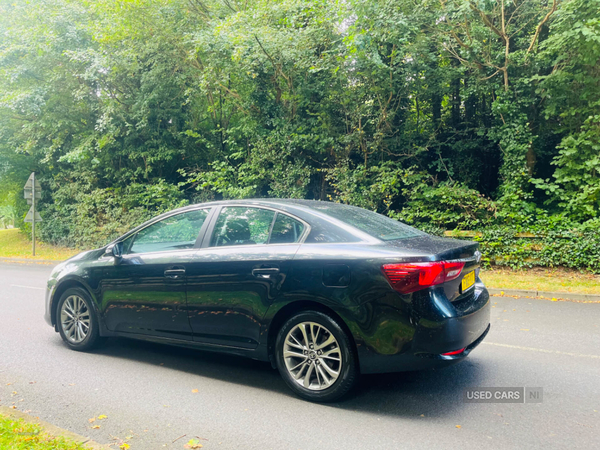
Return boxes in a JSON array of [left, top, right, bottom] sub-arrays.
[[461, 271, 475, 292]]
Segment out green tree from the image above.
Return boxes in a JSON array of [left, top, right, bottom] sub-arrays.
[[532, 0, 600, 220]]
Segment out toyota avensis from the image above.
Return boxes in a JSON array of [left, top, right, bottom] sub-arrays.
[[45, 199, 490, 402]]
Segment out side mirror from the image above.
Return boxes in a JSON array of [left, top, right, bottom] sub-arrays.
[[105, 242, 123, 259], [113, 242, 123, 258]]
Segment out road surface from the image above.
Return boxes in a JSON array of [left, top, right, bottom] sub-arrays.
[[0, 262, 598, 449]]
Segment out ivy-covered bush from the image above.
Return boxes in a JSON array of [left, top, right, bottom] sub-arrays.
[[393, 181, 497, 230], [447, 217, 600, 274], [39, 179, 187, 249]]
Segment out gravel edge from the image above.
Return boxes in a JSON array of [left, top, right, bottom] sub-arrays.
[[488, 288, 600, 303]]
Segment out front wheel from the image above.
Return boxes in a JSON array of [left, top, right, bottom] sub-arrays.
[[56, 288, 104, 351], [275, 310, 359, 402]]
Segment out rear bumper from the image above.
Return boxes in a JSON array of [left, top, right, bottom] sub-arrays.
[[357, 284, 491, 374], [392, 322, 490, 371]]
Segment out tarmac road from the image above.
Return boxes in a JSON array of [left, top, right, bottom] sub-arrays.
[[1, 262, 598, 449]]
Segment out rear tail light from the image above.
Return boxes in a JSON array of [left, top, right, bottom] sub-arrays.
[[382, 261, 465, 294]]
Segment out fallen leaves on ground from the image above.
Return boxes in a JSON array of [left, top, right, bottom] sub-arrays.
[[184, 439, 203, 449], [191, 389, 199, 393], [91, 425, 100, 429], [98, 415, 108, 420], [108, 434, 134, 449], [455, 425, 461, 429]]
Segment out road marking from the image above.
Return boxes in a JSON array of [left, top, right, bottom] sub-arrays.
[[484, 342, 599, 359], [10, 284, 44, 290]]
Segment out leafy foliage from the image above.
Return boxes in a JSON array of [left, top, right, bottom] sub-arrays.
[[38, 178, 187, 248], [0, 0, 597, 270], [531, 0, 600, 219], [462, 218, 600, 273]]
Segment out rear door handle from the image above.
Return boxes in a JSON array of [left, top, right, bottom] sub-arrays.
[[164, 268, 186, 279], [252, 267, 280, 278]]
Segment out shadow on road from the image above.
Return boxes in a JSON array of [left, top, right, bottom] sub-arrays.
[[61, 336, 486, 418]]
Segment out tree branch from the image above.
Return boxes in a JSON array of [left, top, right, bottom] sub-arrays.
[[254, 35, 291, 83], [506, 0, 527, 28], [527, 0, 558, 54], [187, 0, 211, 19], [469, 1, 505, 40], [480, 69, 501, 81]]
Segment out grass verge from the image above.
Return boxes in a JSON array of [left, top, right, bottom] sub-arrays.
[[481, 267, 600, 295], [0, 228, 78, 261], [0, 414, 85, 450]]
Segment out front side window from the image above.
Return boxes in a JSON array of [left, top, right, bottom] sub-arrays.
[[211, 207, 276, 247], [129, 209, 209, 254]]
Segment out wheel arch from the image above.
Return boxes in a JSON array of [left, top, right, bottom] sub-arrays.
[[266, 300, 360, 371], [51, 279, 97, 329]]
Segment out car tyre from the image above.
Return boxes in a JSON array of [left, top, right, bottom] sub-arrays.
[[56, 287, 105, 351], [275, 310, 359, 402]]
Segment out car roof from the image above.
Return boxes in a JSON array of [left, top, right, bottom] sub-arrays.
[[192, 199, 379, 240], [112, 199, 379, 245], [170, 198, 354, 220]]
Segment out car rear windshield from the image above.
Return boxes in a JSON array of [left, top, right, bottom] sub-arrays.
[[308, 203, 424, 241]]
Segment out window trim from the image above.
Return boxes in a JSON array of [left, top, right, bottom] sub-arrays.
[[201, 205, 311, 249], [266, 212, 278, 244], [124, 207, 214, 256]]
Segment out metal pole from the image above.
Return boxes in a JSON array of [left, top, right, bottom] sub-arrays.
[[32, 172, 36, 256]]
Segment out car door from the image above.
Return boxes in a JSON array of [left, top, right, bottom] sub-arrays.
[[185, 206, 307, 348], [99, 208, 212, 340]]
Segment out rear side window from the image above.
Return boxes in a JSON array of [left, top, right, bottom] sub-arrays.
[[309, 203, 424, 241], [303, 223, 358, 244], [269, 214, 304, 244], [211, 207, 275, 247], [129, 209, 209, 254]]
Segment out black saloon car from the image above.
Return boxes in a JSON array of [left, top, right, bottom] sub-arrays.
[[45, 200, 490, 402]]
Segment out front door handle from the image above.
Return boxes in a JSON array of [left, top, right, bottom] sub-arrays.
[[252, 267, 280, 278], [164, 268, 186, 279]]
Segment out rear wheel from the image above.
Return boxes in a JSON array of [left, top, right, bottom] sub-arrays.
[[57, 288, 104, 351], [275, 310, 358, 402]]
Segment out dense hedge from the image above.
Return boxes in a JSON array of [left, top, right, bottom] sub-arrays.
[[37, 180, 187, 248], [446, 220, 600, 274]]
